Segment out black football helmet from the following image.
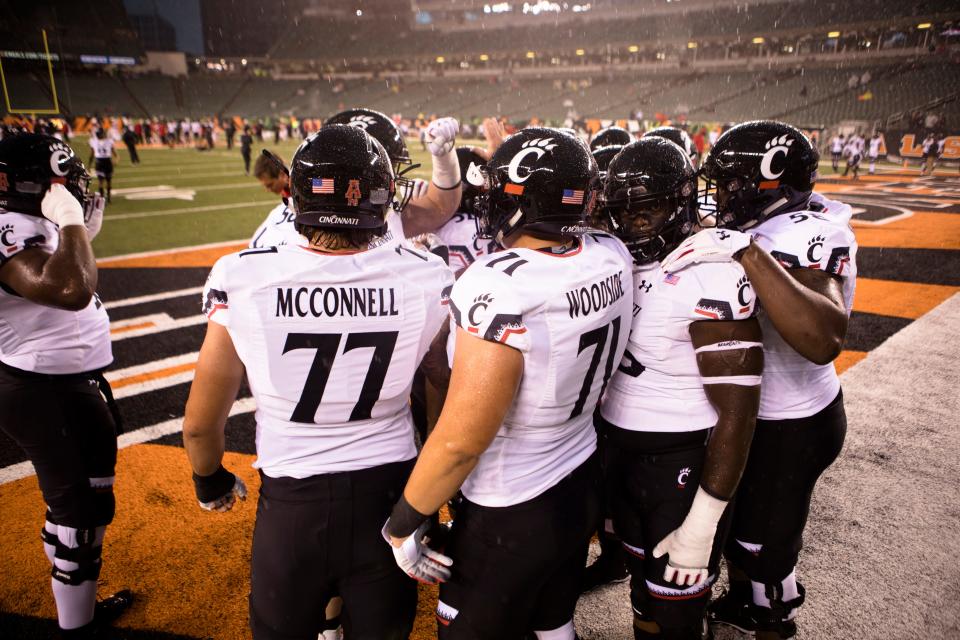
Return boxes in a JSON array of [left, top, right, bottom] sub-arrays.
[[456, 146, 486, 215], [602, 137, 697, 264], [590, 126, 634, 151], [643, 126, 698, 168], [592, 144, 624, 180], [325, 108, 411, 167], [0, 133, 95, 218], [289, 125, 395, 231], [700, 120, 819, 230], [477, 127, 599, 242]]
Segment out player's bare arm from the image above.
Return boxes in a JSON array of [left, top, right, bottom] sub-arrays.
[[0, 185, 97, 310], [418, 322, 452, 396], [401, 117, 462, 236], [396, 328, 521, 526], [183, 321, 248, 512], [737, 240, 847, 364], [690, 318, 763, 499], [652, 317, 763, 587]]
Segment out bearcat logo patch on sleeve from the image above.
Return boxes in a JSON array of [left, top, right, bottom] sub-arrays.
[[826, 246, 851, 275], [483, 313, 526, 343], [736, 275, 753, 313], [694, 298, 733, 320], [770, 250, 801, 269], [202, 288, 229, 317], [440, 284, 452, 306]]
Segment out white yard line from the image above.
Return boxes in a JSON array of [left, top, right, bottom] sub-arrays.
[[110, 314, 206, 341], [104, 287, 204, 309], [98, 239, 247, 264], [103, 200, 275, 222]]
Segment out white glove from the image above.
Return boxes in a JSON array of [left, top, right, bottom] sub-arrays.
[[424, 117, 459, 157], [383, 521, 453, 584], [660, 228, 752, 273], [652, 487, 727, 587], [198, 475, 247, 513], [84, 193, 106, 240], [41, 183, 85, 228]]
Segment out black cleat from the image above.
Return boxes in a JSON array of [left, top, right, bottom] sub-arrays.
[[580, 556, 629, 594], [94, 589, 134, 626], [707, 588, 756, 634]]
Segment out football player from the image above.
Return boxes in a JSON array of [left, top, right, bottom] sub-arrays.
[[87, 128, 118, 204], [384, 128, 634, 640], [643, 126, 700, 169], [662, 121, 856, 640], [598, 137, 763, 640], [182, 125, 454, 640], [0, 134, 131, 637], [579, 139, 630, 594], [248, 150, 298, 249], [325, 108, 461, 239], [590, 125, 634, 151]]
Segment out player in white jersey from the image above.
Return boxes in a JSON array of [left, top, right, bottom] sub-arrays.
[[842, 133, 862, 180], [87, 128, 118, 203], [325, 109, 461, 240], [829, 134, 844, 172], [249, 150, 300, 249], [384, 129, 634, 640], [182, 125, 453, 640], [0, 134, 131, 636], [664, 121, 856, 640], [596, 138, 763, 640], [867, 132, 882, 174]]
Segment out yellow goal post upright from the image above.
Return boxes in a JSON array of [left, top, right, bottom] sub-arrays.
[[0, 28, 61, 116]]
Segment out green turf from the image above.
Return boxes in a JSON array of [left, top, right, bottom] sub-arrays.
[[86, 133, 894, 258], [90, 136, 440, 257]]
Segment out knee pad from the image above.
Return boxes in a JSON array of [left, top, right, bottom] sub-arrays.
[[751, 578, 806, 638], [632, 606, 660, 639], [51, 525, 104, 586]]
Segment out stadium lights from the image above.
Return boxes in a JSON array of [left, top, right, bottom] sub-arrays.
[[526, 51, 536, 59], [752, 37, 765, 44], [827, 31, 841, 38], [628, 45, 639, 53], [575, 48, 585, 56], [356, 9, 362, 16], [917, 23, 932, 29], [436, 56, 445, 63], [479, 54, 490, 61], [687, 42, 697, 49], [241, 58, 247, 65]]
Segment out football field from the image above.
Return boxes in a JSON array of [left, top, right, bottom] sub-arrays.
[[0, 138, 959, 639]]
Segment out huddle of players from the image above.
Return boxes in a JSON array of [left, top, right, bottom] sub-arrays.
[[0, 108, 856, 640], [183, 110, 856, 640]]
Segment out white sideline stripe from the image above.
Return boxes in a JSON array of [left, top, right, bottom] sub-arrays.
[[112, 370, 197, 400], [104, 200, 276, 222], [111, 314, 206, 341], [98, 239, 247, 264], [105, 351, 199, 382], [117, 171, 254, 184], [0, 397, 257, 484], [104, 287, 204, 309]]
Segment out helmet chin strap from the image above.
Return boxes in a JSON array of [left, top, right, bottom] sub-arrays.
[[497, 208, 524, 246], [761, 196, 789, 218]]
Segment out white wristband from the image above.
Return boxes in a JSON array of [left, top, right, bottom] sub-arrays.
[[431, 148, 460, 191]]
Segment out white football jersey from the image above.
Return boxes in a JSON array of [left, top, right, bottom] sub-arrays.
[[601, 257, 757, 433], [203, 238, 454, 479], [751, 193, 857, 420], [90, 137, 114, 159], [435, 210, 498, 272], [249, 202, 299, 249], [448, 233, 634, 507], [0, 211, 112, 374], [868, 137, 882, 157], [830, 137, 843, 153]]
